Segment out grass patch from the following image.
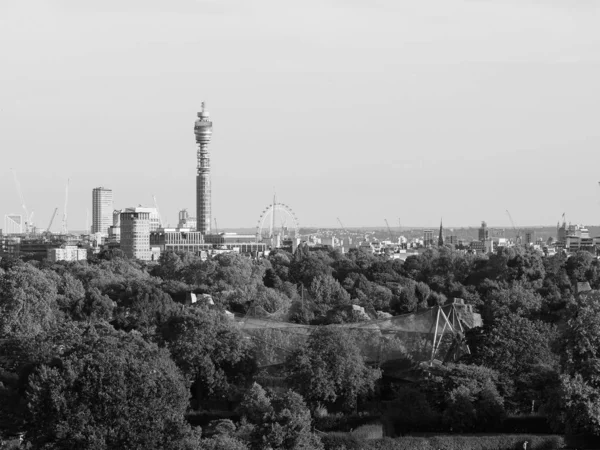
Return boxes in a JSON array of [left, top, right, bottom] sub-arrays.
[[323, 434, 567, 450]]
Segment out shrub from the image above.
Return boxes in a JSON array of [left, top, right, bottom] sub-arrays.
[[314, 403, 329, 418], [384, 386, 439, 435], [321, 432, 365, 450], [351, 424, 383, 441], [314, 413, 380, 432]]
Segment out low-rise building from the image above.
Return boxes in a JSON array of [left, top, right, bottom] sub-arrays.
[[48, 246, 88, 262]]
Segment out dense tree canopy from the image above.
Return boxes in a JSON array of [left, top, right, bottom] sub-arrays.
[[285, 328, 381, 411], [10, 324, 197, 449], [2, 240, 600, 443]]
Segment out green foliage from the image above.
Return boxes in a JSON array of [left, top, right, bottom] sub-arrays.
[[423, 364, 506, 432], [199, 434, 248, 450], [548, 295, 600, 435], [239, 384, 323, 450], [239, 382, 272, 424], [0, 264, 59, 337], [465, 314, 558, 411], [384, 386, 439, 434], [160, 308, 256, 401], [286, 328, 381, 412], [309, 274, 351, 314], [21, 325, 195, 449]]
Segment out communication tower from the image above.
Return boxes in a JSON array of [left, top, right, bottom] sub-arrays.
[[194, 102, 213, 234]]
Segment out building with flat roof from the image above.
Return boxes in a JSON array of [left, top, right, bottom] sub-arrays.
[[120, 207, 152, 260], [150, 230, 267, 257], [92, 187, 113, 235], [48, 246, 88, 262]]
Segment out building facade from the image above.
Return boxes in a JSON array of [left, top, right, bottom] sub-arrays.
[[177, 209, 197, 230], [48, 246, 88, 262], [92, 187, 113, 235], [120, 208, 152, 260], [150, 230, 267, 257], [423, 230, 434, 247], [478, 221, 490, 241], [3, 214, 23, 235]]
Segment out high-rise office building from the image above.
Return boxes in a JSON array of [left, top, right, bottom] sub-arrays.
[[194, 102, 213, 234], [92, 187, 113, 235], [120, 207, 152, 261]]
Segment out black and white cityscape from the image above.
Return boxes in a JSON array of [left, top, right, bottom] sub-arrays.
[[2, 1, 600, 449]]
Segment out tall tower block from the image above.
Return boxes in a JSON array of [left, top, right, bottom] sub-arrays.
[[194, 102, 213, 234]]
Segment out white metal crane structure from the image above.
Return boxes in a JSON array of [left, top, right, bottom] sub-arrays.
[[61, 179, 70, 235], [384, 218, 393, 241], [11, 168, 34, 234], [46, 207, 58, 234], [337, 217, 348, 235]]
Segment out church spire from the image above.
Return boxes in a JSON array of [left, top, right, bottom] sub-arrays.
[[438, 218, 444, 246]]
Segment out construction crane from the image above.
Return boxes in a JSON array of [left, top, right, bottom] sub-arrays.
[[11, 168, 34, 234], [46, 207, 58, 234], [61, 179, 70, 235], [152, 195, 163, 228], [214, 218, 219, 234], [384, 219, 393, 241], [505, 209, 521, 245], [337, 217, 348, 235]]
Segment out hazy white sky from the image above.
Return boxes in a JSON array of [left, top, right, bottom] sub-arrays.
[[1, 0, 600, 230]]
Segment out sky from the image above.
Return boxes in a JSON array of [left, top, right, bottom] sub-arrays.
[[1, 0, 600, 231]]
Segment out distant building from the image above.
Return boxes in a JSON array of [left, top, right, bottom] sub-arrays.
[[523, 229, 536, 245], [48, 246, 87, 262], [177, 209, 197, 230], [557, 222, 595, 253], [92, 187, 113, 235], [204, 233, 268, 254], [150, 228, 207, 255], [107, 210, 122, 244], [478, 221, 490, 241], [470, 240, 485, 252], [423, 230, 434, 247], [3, 214, 23, 235], [447, 235, 459, 245], [150, 229, 266, 257], [120, 208, 152, 260]]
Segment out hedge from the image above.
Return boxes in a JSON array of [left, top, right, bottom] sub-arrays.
[[323, 434, 566, 450]]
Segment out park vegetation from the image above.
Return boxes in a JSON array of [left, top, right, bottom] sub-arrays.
[[1, 244, 600, 449]]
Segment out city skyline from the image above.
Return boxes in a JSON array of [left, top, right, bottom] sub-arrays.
[[2, 1, 600, 230]]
